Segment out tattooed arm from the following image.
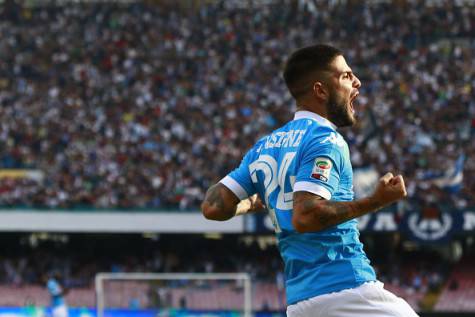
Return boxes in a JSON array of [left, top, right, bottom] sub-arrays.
[[201, 183, 264, 221], [292, 192, 381, 232], [292, 173, 407, 232], [201, 183, 240, 221]]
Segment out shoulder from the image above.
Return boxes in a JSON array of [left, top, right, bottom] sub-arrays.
[[297, 126, 349, 168], [302, 124, 346, 149], [248, 135, 267, 156]]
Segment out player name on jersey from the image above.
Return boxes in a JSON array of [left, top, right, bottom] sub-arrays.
[[263, 129, 307, 150]]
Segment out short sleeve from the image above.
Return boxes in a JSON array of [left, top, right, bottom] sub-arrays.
[[220, 149, 257, 200], [294, 133, 343, 200]]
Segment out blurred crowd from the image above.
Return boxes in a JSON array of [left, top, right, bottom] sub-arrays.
[[0, 234, 459, 313], [0, 235, 283, 287], [0, 0, 474, 210], [0, 234, 451, 293]]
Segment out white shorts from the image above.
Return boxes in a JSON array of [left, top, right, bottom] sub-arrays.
[[52, 305, 68, 317], [287, 281, 419, 317]]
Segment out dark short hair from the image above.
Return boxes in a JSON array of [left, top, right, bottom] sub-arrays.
[[283, 44, 342, 99]]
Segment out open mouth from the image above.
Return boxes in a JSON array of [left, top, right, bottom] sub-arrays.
[[350, 92, 359, 114]]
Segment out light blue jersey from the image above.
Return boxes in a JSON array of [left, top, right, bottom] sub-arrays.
[[221, 111, 376, 305], [47, 278, 65, 307]]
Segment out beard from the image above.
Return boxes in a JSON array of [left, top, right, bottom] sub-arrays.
[[325, 89, 356, 128]]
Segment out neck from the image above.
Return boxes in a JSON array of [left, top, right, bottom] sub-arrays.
[[296, 103, 328, 120]]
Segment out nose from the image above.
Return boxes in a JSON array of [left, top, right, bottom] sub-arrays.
[[353, 75, 361, 89]]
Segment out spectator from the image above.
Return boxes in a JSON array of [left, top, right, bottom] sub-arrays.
[[0, 1, 473, 210]]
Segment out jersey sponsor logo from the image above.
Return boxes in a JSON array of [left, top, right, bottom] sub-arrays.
[[311, 157, 332, 182], [320, 132, 346, 147]]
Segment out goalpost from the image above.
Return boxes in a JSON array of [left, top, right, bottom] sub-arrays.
[[95, 272, 252, 317]]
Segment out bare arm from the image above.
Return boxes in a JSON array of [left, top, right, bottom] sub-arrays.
[[201, 183, 264, 221], [292, 173, 407, 232], [201, 183, 240, 221], [292, 192, 381, 232]]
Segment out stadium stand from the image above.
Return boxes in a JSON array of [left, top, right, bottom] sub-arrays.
[[435, 257, 475, 312], [0, 0, 474, 315], [0, 0, 473, 210], [0, 233, 469, 312]]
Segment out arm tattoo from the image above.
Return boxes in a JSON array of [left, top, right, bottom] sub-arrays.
[[204, 184, 227, 211], [294, 191, 372, 231], [304, 199, 358, 229], [202, 183, 240, 220]]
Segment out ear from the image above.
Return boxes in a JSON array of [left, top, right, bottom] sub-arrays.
[[313, 81, 328, 101]]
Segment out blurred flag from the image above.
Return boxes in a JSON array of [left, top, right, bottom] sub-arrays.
[[431, 154, 465, 193], [354, 166, 379, 199]]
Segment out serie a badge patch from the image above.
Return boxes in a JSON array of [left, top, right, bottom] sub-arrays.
[[311, 157, 332, 182]]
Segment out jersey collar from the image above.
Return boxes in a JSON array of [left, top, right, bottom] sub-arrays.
[[293, 111, 337, 130]]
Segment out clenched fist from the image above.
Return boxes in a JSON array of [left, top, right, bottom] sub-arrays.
[[370, 173, 407, 209]]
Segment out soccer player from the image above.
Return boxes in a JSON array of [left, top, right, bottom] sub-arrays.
[[201, 44, 419, 317], [46, 273, 69, 317]]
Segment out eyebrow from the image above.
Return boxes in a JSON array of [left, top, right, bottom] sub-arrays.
[[335, 70, 354, 79]]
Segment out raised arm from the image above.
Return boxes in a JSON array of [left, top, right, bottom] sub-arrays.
[[292, 173, 407, 232]]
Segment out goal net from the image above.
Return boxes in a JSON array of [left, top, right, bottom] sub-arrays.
[[95, 272, 252, 317]]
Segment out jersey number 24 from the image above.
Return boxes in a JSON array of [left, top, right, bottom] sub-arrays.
[[249, 152, 296, 233]]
